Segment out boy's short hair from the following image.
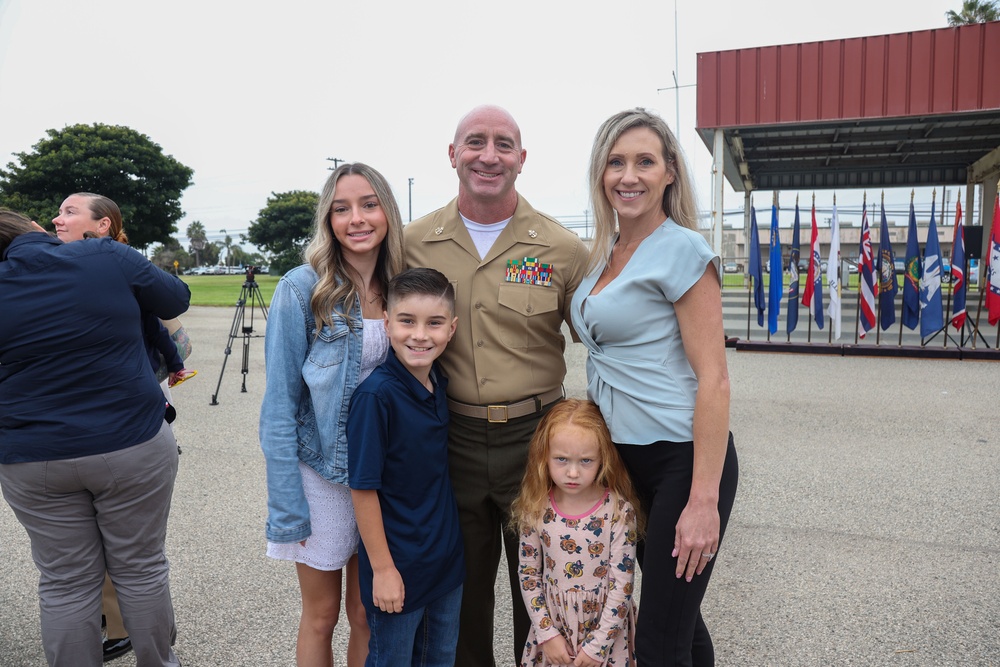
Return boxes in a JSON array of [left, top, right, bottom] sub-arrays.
[[386, 268, 455, 314]]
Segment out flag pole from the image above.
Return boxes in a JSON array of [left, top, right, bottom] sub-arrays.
[[807, 193, 814, 343], [854, 192, 866, 345], [746, 277, 752, 341], [767, 191, 777, 343], [830, 192, 835, 344], [785, 192, 799, 343], [876, 192, 883, 345], [898, 190, 913, 346], [944, 188, 952, 349], [971, 284, 986, 349], [748, 192, 752, 341]]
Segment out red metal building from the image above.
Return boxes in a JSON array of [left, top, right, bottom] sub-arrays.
[[696, 20, 1000, 193]]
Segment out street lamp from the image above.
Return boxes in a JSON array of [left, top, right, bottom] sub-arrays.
[[408, 178, 414, 222]]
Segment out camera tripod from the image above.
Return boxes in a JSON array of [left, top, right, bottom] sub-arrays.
[[210, 267, 268, 405]]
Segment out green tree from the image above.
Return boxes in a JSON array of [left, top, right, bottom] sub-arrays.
[[946, 0, 999, 24], [218, 229, 234, 267], [186, 220, 208, 266], [0, 123, 194, 250], [151, 237, 191, 273], [247, 190, 318, 275], [200, 239, 221, 267], [228, 245, 250, 267]]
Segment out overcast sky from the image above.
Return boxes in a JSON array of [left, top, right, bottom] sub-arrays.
[[0, 0, 960, 247]]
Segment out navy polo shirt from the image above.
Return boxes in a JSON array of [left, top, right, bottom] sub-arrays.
[[347, 348, 465, 615]]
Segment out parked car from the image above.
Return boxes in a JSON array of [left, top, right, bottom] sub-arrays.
[[894, 258, 906, 275], [723, 262, 739, 274]]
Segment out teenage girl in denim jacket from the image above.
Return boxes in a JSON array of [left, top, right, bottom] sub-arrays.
[[260, 163, 405, 667]]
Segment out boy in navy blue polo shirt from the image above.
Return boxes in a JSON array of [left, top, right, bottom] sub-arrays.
[[347, 268, 464, 667]]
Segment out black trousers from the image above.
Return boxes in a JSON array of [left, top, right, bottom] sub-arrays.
[[617, 433, 739, 667]]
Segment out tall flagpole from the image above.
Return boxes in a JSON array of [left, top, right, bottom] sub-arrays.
[[767, 191, 777, 342], [747, 195, 753, 341], [854, 191, 866, 345], [829, 190, 834, 345], [829, 192, 838, 345], [898, 190, 914, 347], [876, 192, 883, 345], [944, 188, 953, 349], [807, 193, 814, 343]]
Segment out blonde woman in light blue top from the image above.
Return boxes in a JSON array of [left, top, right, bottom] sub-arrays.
[[570, 108, 739, 667]]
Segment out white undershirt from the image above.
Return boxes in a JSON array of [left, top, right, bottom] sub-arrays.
[[461, 214, 511, 259]]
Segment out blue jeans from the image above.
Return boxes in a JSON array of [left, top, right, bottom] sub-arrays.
[[365, 583, 462, 667]]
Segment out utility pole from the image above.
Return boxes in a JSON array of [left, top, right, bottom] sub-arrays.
[[326, 157, 345, 170], [408, 178, 414, 222]]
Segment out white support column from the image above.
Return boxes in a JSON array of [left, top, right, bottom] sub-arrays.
[[713, 129, 725, 263], [965, 176, 975, 227]]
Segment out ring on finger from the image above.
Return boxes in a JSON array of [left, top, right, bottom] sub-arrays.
[[701, 552, 715, 560]]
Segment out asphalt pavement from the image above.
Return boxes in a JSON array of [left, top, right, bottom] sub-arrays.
[[1, 305, 998, 666]]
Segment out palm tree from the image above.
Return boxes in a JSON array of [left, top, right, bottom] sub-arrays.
[[218, 229, 234, 268], [946, 0, 999, 25], [186, 220, 207, 266]]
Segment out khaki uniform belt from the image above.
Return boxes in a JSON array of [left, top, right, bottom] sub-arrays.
[[447, 387, 565, 423]]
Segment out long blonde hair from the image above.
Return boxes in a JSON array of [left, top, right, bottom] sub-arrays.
[[303, 163, 405, 331], [510, 399, 643, 535], [587, 108, 697, 274]]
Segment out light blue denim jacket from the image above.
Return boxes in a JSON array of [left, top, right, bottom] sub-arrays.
[[259, 265, 364, 543]]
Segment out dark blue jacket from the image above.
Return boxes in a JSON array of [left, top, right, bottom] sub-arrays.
[[0, 233, 190, 463]]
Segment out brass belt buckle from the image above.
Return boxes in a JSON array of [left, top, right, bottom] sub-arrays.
[[487, 405, 508, 423]]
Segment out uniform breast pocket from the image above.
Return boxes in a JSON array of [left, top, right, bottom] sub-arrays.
[[497, 284, 559, 349], [307, 325, 349, 368]]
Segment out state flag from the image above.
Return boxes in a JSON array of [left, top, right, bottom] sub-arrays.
[[827, 203, 842, 339], [987, 193, 1000, 326], [876, 200, 897, 331], [768, 203, 783, 335], [801, 200, 824, 329], [901, 200, 921, 330], [749, 205, 765, 326], [950, 201, 966, 331], [787, 201, 801, 334], [919, 198, 944, 338]]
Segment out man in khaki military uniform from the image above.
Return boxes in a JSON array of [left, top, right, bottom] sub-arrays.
[[404, 105, 589, 667]]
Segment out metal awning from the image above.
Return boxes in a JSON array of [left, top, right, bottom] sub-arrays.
[[696, 20, 1000, 193], [701, 110, 1000, 192]]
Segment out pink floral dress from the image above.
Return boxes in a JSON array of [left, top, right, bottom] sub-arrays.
[[518, 489, 638, 666]]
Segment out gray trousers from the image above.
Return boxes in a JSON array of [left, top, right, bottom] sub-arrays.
[[0, 421, 180, 667]]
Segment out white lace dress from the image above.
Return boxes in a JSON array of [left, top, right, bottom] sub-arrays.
[[266, 319, 389, 570]]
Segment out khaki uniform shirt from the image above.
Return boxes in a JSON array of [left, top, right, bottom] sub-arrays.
[[404, 195, 589, 405]]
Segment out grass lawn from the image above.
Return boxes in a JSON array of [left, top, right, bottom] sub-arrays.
[[179, 275, 279, 307], [721, 272, 917, 291], [178, 272, 965, 304]]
